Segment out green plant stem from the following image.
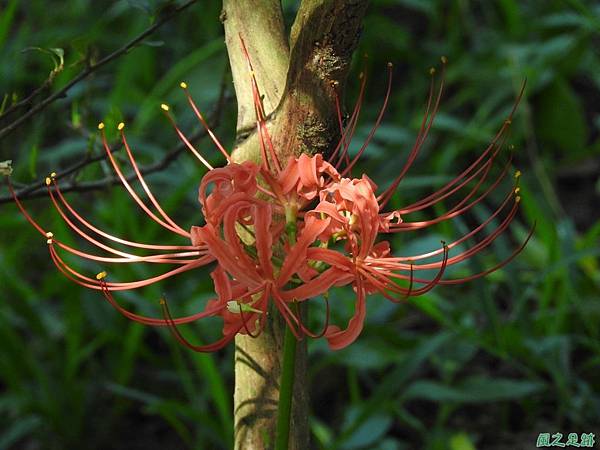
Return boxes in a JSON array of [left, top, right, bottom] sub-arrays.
[[275, 324, 297, 450], [275, 211, 299, 450]]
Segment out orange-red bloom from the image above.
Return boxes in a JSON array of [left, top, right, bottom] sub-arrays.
[[8, 46, 532, 351]]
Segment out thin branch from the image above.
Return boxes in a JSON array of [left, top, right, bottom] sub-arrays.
[[0, 76, 230, 204], [0, 131, 191, 203], [0, 0, 199, 141], [0, 77, 53, 121]]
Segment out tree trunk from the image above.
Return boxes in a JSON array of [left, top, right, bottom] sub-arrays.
[[221, 1, 369, 448]]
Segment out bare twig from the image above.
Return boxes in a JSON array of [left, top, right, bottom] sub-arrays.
[[0, 78, 53, 121], [0, 131, 191, 204], [0, 76, 230, 204], [0, 0, 199, 141]]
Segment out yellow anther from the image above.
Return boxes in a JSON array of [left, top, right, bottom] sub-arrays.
[[441, 55, 448, 64], [514, 170, 522, 178], [516, 196, 521, 203], [359, 72, 364, 79], [429, 67, 436, 75], [45, 232, 53, 238], [509, 144, 515, 150], [179, 81, 188, 89], [160, 103, 170, 112], [505, 119, 512, 125], [46, 238, 53, 244], [45, 177, 51, 186], [387, 62, 393, 68], [98, 122, 105, 130], [96, 271, 107, 280], [117, 122, 125, 131], [514, 187, 521, 194]]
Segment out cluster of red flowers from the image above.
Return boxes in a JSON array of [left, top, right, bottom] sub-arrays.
[[8, 45, 531, 351]]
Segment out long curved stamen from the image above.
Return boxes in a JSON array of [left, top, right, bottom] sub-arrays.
[[405, 263, 415, 297], [46, 179, 162, 260], [259, 119, 283, 173], [119, 124, 189, 235], [358, 268, 411, 298], [161, 296, 239, 352], [99, 123, 190, 237], [97, 278, 227, 326], [375, 224, 534, 286], [238, 35, 266, 121], [341, 62, 393, 177], [376, 194, 520, 272], [51, 178, 201, 251], [391, 147, 511, 226], [272, 292, 303, 340], [159, 106, 214, 170], [326, 97, 364, 171], [179, 82, 231, 162], [238, 304, 260, 338], [378, 59, 447, 208], [49, 243, 208, 290], [388, 155, 513, 231], [238, 35, 283, 174], [372, 242, 449, 299], [237, 288, 269, 339], [7, 177, 48, 237], [381, 186, 516, 263], [54, 239, 204, 264], [334, 71, 367, 168], [423, 197, 521, 269], [256, 118, 272, 172], [435, 223, 534, 284], [292, 295, 330, 339], [397, 149, 497, 216], [383, 79, 526, 210]]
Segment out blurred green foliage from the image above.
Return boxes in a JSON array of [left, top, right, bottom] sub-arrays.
[[0, 0, 599, 449]]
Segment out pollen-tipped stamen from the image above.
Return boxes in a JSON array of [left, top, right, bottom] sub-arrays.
[[333, 71, 368, 168], [341, 62, 394, 177], [49, 244, 209, 291], [7, 177, 47, 237], [159, 106, 215, 171], [50, 178, 203, 251], [378, 61, 446, 207], [99, 124, 191, 237], [118, 124, 189, 235], [179, 82, 232, 162]]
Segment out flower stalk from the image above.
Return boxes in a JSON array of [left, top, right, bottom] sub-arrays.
[[275, 324, 298, 450]]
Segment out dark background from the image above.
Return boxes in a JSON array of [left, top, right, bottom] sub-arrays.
[[0, 0, 599, 449]]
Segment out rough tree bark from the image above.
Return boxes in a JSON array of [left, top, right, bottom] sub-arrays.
[[221, 1, 369, 448]]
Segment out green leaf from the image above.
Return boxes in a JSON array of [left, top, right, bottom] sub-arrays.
[[0, 0, 19, 48], [342, 409, 393, 450], [535, 78, 588, 155], [449, 433, 477, 450], [21, 46, 64, 75], [403, 377, 545, 403], [0, 416, 41, 450]]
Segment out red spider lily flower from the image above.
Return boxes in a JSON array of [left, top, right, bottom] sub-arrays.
[[7, 41, 532, 351]]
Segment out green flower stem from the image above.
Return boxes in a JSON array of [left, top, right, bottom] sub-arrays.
[[275, 207, 299, 450], [275, 324, 297, 450]]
